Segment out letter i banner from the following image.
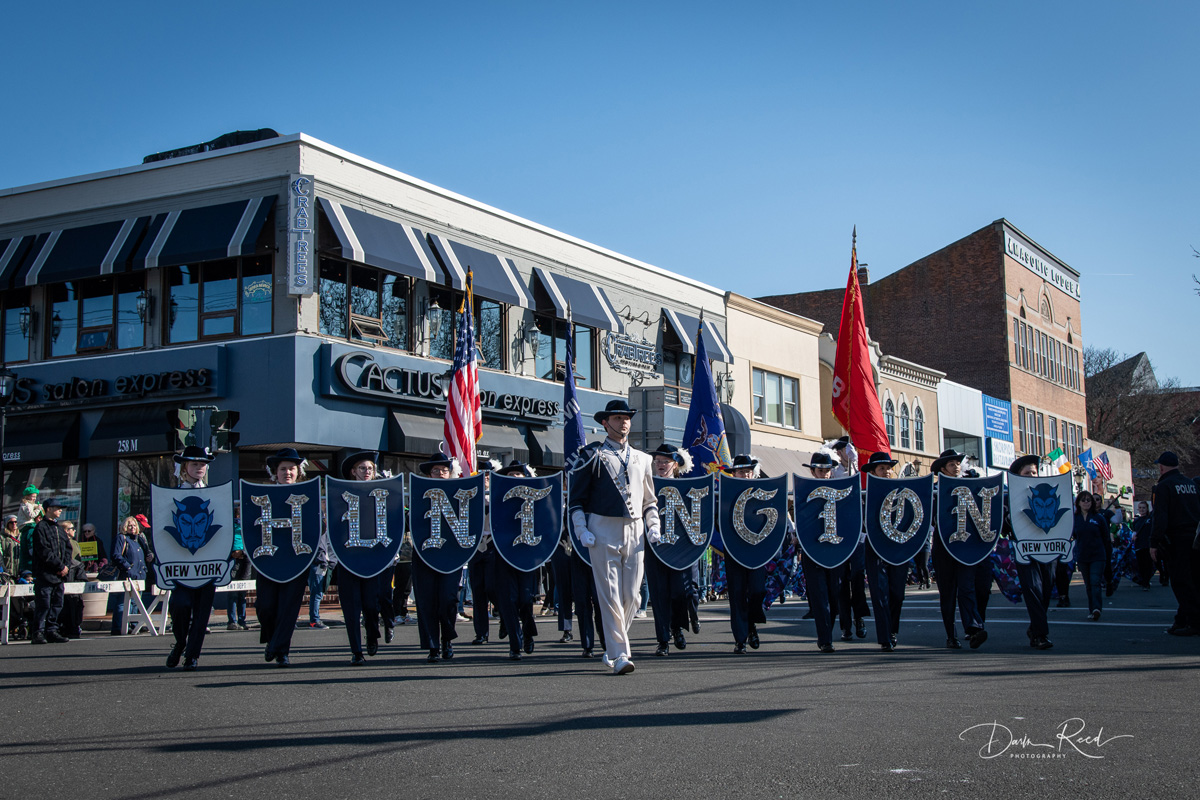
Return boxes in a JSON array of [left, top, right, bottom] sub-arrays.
[[489, 472, 562, 572], [792, 474, 861, 569], [327, 475, 406, 578], [240, 478, 322, 583], [719, 474, 790, 570], [935, 473, 1005, 566], [1008, 472, 1075, 564], [651, 474, 715, 570], [150, 482, 236, 589], [410, 473, 485, 574], [865, 474, 934, 566]]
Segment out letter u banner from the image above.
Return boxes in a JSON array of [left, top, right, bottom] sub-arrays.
[[792, 474, 861, 569], [650, 474, 715, 570], [240, 478, 322, 583], [150, 482, 235, 589], [489, 473, 563, 572], [326, 475, 406, 578], [865, 474, 934, 566], [410, 473, 485, 575], [718, 475, 789, 570], [935, 474, 1005, 566]]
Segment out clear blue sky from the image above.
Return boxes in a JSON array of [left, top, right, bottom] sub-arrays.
[[3, 1, 1197, 382]]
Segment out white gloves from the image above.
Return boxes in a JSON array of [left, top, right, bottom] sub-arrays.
[[647, 528, 662, 545], [571, 510, 596, 547], [644, 507, 661, 544]]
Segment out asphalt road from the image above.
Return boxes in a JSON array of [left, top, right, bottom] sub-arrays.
[[3, 581, 1197, 799]]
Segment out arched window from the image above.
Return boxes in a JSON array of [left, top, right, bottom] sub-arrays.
[[900, 403, 911, 449], [915, 406, 925, 452], [885, 399, 896, 446]]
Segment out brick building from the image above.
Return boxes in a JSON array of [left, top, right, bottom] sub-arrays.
[[761, 219, 1087, 470]]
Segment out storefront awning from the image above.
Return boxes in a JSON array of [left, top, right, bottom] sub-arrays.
[[531, 267, 623, 333], [88, 405, 175, 458], [427, 234, 533, 309], [387, 412, 445, 456], [751, 444, 816, 481], [318, 198, 442, 282], [136, 196, 276, 270], [0, 233, 49, 290], [476, 423, 529, 465], [661, 307, 733, 363], [2, 413, 80, 465]]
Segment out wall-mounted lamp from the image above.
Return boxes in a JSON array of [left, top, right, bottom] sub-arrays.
[[614, 305, 653, 328], [136, 290, 155, 324], [18, 308, 35, 338], [714, 370, 736, 404], [428, 298, 444, 342], [51, 311, 63, 343]]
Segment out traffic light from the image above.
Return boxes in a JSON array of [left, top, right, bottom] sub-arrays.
[[209, 410, 240, 453], [167, 408, 197, 449]]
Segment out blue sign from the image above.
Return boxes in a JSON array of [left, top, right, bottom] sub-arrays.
[[410, 473, 485, 575], [935, 474, 1005, 566], [718, 475, 789, 570], [650, 474, 715, 570], [865, 474, 935, 566], [792, 474, 861, 569], [982, 395, 1012, 440], [326, 475, 406, 579], [240, 478, 322, 583], [489, 473, 563, 573]]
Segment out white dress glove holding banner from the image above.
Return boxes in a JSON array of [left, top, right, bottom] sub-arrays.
[[570, 510, 596, 547]]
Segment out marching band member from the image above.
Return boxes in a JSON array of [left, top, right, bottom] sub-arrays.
[[828, 439, 868, 643], [413, 452, 465, 663], [568, 399, 659, 675], [491, 459, 543, 659], [337, 450, 383, 666], [801, 450, 842, 654], [930, 448, 987, 650], [468, 458, 501, 646], [1006, 454, 1055, 650], [723, 454, 771, 655], [862, 450, 907, 652], [646, 443, 701, 656], [167, 446, 217, 671], [256, 448, 310, 667]]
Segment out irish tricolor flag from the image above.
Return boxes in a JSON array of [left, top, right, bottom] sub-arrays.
[[1047, 448, 1071, 474]]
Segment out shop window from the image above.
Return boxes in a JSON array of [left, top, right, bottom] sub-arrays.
[[429, 288, 505, 371], [914, 406, 925, 452], [533, 313, 592, 387], [752, 367, 799, 430], [43, 275, 148, 358], [900, 403, 911, 449], [2, 463, 84, 529], [319, 258, 412, 352], [2, 288, 31, 363], [167, 256, 273, 343], [885, 399, 896, 447], [117, 456, 174, 533], [318, 258, 348, 339], [661, 346, 693, 406]]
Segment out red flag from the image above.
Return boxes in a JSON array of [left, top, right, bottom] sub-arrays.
[[831, 229, 889, 468]]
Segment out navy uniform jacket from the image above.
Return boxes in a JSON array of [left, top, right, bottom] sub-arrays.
[[1150, 469, 1200, 550], [568, 441, 657, 522]]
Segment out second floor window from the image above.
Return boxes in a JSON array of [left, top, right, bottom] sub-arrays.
[[429, 288, 505, 371], [532, 314, 592, 387], [661, 347, 693, 406], [900, 403, 911, 449], [168, 257, 272, 343], [914, 406, 925, 451], [2, 288, 31, 363], [45, 274, 146, 358], [885, 399, 896, 446], [752, 368, 799, 429]]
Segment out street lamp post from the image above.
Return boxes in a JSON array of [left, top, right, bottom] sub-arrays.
[[0, 365, 17, 495]]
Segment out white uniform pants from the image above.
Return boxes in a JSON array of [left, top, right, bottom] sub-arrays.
[[586, 513, 645, 662]]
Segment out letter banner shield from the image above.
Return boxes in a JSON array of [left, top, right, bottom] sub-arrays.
[[792, 474, 862, 569], [490, 473, 564, 572], [865, 474, 935, 566], [326, 475, 407, 579], [935, 474, 1005, 566], [410, 473, 485, 575], [239, 478, 322, 583], [650, 474, 715, 570], [719, 475, 789, 570], [150, 482, 236, 589], [1008, 472, 1075, 564]]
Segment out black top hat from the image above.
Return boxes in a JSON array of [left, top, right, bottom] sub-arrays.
[[1008, 454, 1040, 475], [418, 452, 456, 476], [594, 398, 637, 424], [497, 459, 535, 477], [1156, 451, 1180, 468], [931, 448, 967, 474], [728, 454, 759, 471], [266, 447, 305, 471], [864, 450, 898, 471], [652, 443, 686, 466], [173, 445, 214, 465], [341, 450, 379, 479], [477, 456, 501, 473], [831, 436, 850, 450], [805, 451, 838, 471]]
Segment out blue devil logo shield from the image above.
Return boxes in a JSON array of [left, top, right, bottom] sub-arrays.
[[865, 474, 934, 566], [150, 482, 236, 589], [935, 473, 1005, 566], [409, 473, 485, 575], [792, 474, 861, 569], [239, 478, 323, 583], [490, 473, 563, 572], [1009, 472, 1075, 564]]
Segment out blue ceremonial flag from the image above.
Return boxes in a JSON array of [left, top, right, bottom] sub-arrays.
[[682, 313, 732, 476], [563, 307, 587, 468], [1078, 447, 1097, 480]]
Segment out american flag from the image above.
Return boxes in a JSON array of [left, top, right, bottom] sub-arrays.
[[1095, 451, 1113, 481], [443, 271, 482, 472]]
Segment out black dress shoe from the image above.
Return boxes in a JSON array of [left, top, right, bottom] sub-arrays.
[[1032, 637, 1054, 650], [855, 618, 866, 639], [691, 619, 701, 635], [351, 654, 367, 666], [471, 634, 488, 645], [264, 649, 276, 663], [673, 630, 687, 650], [46, 632, 70, 643], [840, 631, 853, 643], [733, 642, 747, 654], [946, 637, 962, 649], [801, 609, 815, 620], [819, 643, 835, 654], [183, 658, 199, 671], [167, 644, 185, 669], [30, 634, 47, 645], [523, 635, 535, 654], [880, 643, 895, 652], [969, 630, 988, 649], [655, 642, 669, 657], [426, 648, 440, 663], [498, 623, 507, 640], [508, 650, 522, 661], [442, 643, 454, 660], [367, 638, 379, 657], [581, 648, 593, 658], [276, 654, 291, 667], [1167, 625, 1199, 636], [748, 627, 760, 649], [559, 631, 573, 643], [384, 627, 394, 644]]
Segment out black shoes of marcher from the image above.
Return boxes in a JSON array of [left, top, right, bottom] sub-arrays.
[[167, 644, 185, 668], [655, 642, 669, 657], [442, 643, 454, 660], [733, 642, 747, 654], [523, 635, 535, 654], [880, 643, 895, 652], [30, 634, 48, 645], [801, 609, 815, 620], [508, 650, 522, 661], [890, 634, 898, 647], [581, 648, 593, 658], [855, 619, 866, 639], [969, 630, 988, 649], [691, 619, 701, 634], [559, 631, 573, 643], [264, 649, 276, 663], [748, 629, 760, 649], [946, 638, 962, 649], [367, 638, 379, 657], [1167, 625, 1199, 636], [673, 630, 687, 650], [472, 634, 488, 645], [1031, 637, 1054, 650], [351, 654, 367, 666], [384, 627, 394, 644], [183, 658, 199, 671], [46, 632, 70, 643], [498, 623, 507, 640], [276, 654, 291, 666], [426, 648, 440, 663], [819, 644, 835, 654], [840, 631, 853, 643]]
